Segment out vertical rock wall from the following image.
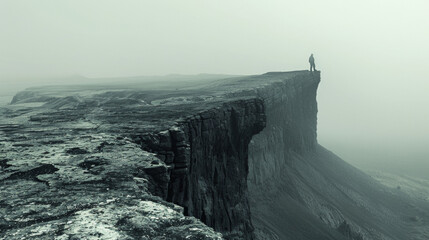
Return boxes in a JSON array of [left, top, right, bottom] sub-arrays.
[[248, 72, 320, 188], [137, 98, 266, 239], [135, 72, 321, 239]]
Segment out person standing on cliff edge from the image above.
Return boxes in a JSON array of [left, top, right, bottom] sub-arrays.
[[309, 53, 316, 72]]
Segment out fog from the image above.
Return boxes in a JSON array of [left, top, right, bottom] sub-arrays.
[[1, 1, 428, 178]]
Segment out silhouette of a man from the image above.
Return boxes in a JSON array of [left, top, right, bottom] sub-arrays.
[[309, 54, 316, 72]]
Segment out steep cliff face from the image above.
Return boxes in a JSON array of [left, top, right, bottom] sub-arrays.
[[248, 72, 319, 187], [135, 99, 265, 239], [134, 72, 328, 239], [170, 99, 265, 239]]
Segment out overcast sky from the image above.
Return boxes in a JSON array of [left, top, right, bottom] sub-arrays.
[[1, 0, 428, 177]]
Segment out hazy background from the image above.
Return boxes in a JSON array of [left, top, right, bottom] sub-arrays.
[[1, 1, 428, 178]]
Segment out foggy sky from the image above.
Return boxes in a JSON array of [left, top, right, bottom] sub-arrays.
[[1, 1, 428, 177]]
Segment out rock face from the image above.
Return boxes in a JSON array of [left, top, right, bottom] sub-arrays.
[[248, 72, 319, 187], [168, 100, 265, 239], [133, 99, 265, 239], [1, 71, 428, 240]]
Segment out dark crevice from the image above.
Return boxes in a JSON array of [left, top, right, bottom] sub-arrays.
[[4, 164, 59, 181], [65, 147, 89, 155], [0, 159, 12, 169]]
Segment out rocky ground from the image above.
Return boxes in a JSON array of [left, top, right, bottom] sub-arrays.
[[0, 101, 223, 239]]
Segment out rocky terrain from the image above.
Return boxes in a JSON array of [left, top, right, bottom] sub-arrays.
[[1, 71, 428, 239]]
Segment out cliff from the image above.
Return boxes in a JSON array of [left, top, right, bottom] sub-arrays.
[[1, 71, 428, 239], [244, 73, 428, 240]]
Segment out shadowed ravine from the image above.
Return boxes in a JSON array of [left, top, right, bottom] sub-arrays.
[[0, 71, 428, 239]]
